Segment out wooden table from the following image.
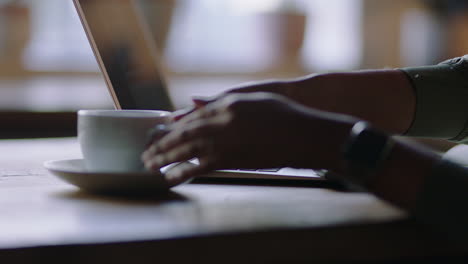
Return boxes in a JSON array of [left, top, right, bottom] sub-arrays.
[[0, 138, 466, 263]]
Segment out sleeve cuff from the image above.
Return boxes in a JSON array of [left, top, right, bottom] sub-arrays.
[[400, 57, 468, 142]]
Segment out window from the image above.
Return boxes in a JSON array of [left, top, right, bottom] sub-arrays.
[[2, 0, 450, 115], [21, 0, 363, 74], [23, 0, 98, 72], [166, 0, 362, 72]]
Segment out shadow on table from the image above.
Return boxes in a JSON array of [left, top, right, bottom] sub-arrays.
[[53, 189, 190, 206], [191, 175, 349, 191]]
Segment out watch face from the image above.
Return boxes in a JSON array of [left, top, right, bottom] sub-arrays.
[[344, 122, 391, 168]]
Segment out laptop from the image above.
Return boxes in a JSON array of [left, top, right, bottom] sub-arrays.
[[73, 0, 324, 181]]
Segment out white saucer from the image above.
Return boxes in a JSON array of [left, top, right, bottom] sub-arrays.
[[44, 159, 170, 194]]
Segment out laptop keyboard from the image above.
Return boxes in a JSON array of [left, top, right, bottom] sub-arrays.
[[238, 168, 281, 172]]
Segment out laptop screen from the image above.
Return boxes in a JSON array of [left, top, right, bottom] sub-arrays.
[[73, 0, 174, 111]]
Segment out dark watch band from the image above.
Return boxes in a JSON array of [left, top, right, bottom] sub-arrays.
[[342, 121, 394, 187]]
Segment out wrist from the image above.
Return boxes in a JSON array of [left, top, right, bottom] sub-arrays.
[[340, 121, 395, 188], [287, 74, 336, 110], [297, 110, 356, 172]]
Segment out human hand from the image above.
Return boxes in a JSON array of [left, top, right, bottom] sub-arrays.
[[171, 80, 290, 121], [142, 92, 355, 185]]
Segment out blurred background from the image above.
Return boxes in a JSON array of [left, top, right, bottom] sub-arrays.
[[0, 0, 467, 137]]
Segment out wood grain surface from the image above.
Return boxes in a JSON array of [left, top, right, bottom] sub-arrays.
[[0, 138, 465, 263]]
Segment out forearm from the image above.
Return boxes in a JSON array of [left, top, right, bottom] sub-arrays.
[[230, 56, 468, 143], [286, 70, 416, 134]]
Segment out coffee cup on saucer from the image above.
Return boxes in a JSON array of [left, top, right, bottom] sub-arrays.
[[78, 109, 170, 173]]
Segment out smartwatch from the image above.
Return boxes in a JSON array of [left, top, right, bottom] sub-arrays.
[[342, 121, 394, 187]]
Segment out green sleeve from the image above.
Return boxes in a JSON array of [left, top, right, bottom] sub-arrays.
[[400, 56, 468, 143]]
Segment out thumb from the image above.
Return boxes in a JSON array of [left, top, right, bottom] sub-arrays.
[[192, 96, 218, 107]]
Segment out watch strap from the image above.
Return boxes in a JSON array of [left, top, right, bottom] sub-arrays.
[[342, 121, 394, 187]]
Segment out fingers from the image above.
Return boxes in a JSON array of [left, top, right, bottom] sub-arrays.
[[143, 138, 214, 170], [150, 106, 223, 155], [192, 95, 218, 106], [142, 96, 236, 177], [157, 117, 219, 154], [175, 102, 221, 126], [142, 115, 221, 170], [172, 93, 234, 124], [171, 96, 218, 121], [165, 157, 218, 186], [164, 162, 195, 186], [171, 107, 196, 121], [146, 124, 171, 147]]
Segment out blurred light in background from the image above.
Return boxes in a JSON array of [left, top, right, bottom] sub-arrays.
[[400, 8, 443, 66], [165, 0, 362, 73], [223, 0, 284, 14], [23, 0, 97, 72], [1, 0, 468, 112], [16, 0, 365, 74], [0, 0, 467, 76], [301, 0, 362, 71]]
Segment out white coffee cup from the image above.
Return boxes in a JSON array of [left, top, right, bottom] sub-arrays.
[[78, 110, 170, 172]]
